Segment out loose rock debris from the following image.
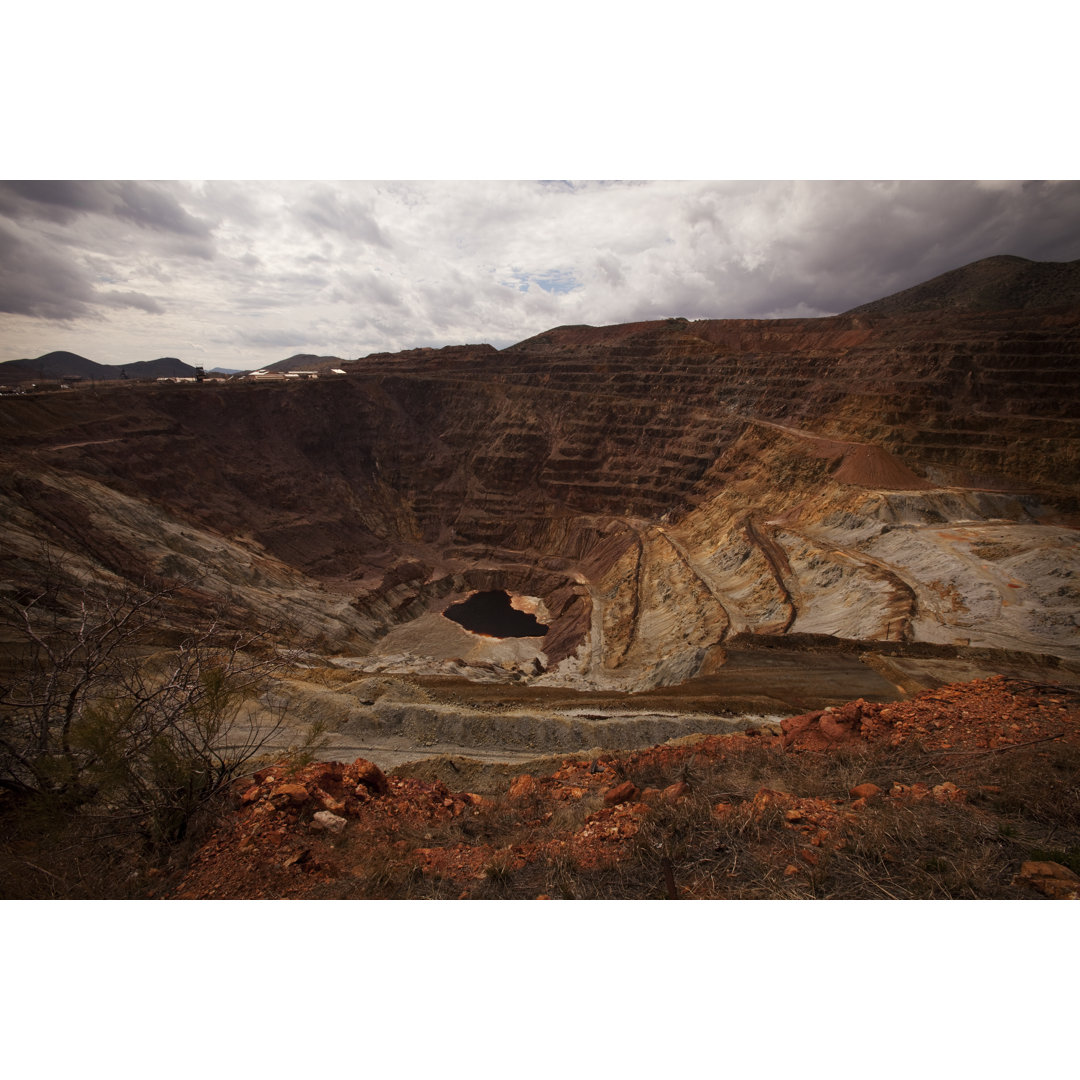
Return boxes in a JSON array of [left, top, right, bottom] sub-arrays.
[[170, 676, 1080, 900]]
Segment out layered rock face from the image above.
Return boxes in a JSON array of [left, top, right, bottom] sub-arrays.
[[2, 291, 1079, 690]]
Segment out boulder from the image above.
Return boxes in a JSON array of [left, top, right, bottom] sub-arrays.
[[312, 811, 347, 834], [781, 711, 823, 742], [661, 781, 690, 803], [782, 705, 861, 749], [819, 702, 862, 742], [604, 781, 639, 806], [346, 758, 389, 796]]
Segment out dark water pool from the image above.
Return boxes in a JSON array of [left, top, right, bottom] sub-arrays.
[[443, 590, 549, 638]]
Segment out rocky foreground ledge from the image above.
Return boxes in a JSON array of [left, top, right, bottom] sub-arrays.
[[168, 676, 1080, 900]]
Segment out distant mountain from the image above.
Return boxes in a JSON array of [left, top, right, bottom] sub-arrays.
[[844, 255, 1080, 317], [0, 352, 197, 381], [210, 367, 244, 376], [124, 357, 197, 379], [1, 351, 102, 381], [262, 353, 348, 373]]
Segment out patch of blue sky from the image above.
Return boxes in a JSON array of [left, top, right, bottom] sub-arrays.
[[505, 269, 580, 294]]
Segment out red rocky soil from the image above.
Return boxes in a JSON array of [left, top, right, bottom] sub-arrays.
[[168, 675, 1080, 900]]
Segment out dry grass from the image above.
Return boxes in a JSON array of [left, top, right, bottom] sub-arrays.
[[7, 724, 1076, 900], [306, 736, 1080, 900]]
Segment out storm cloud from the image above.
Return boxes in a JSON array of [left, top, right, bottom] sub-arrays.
[[0, 220, 96, 319], [2, 179, 1078, 369], [0, 180, 213, 240]]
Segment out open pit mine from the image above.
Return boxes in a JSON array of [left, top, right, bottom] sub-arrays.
[[2, 255, 1080, 770]]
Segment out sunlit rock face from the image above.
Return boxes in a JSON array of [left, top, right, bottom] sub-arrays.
[[2, 260, 1079, 690]]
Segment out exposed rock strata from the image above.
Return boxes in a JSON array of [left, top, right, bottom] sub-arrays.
[[2, 292, 1078, 693]]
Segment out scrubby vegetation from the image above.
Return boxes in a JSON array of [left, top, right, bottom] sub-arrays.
[[0, 570, 296, 898], [4, 568, 1077, 901], [178, 694, 1079, 900]]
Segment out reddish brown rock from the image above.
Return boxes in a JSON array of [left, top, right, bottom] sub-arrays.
[[346, 758, 389, 796], [819, 702, 862, 742], [931, 782, 963, 802], [508, 775, 538, 801], [308, 762, 346, 787], [1016, 861, 1080, 899], [849, 783, 882, 800], [316, 788, 347, 814], [751, 788, 792, 812], [1019, 860, 1076, 879], [782, 704, 862, 749], [661, 781, 690, 803], [162, 673, 1080, 900], [269, 783, 310, 808], [604, 781, 639, 806], [781, 710, 823, 743]]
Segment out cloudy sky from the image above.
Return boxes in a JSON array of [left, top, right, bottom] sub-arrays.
[[2, 179, 1078, 371]]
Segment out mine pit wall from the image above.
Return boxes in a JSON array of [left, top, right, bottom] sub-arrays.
[[6, 314, 1078, 560], [2, 307, 1079, 686]]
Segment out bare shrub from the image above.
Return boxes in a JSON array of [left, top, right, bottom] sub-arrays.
[[0, 569, 288, 895]]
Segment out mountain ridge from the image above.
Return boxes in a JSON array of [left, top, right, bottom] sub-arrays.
[[0, 352, 198, 381], [843, 254, 1080, 317], [7, 254, 1079, 379]]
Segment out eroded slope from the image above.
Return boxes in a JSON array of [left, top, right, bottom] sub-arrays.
[[2, 303, 1079, 699]]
